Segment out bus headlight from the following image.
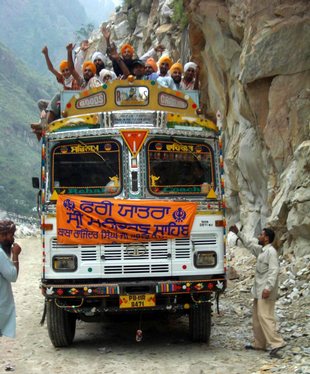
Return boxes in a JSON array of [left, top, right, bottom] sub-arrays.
[[53, 255, 77, 272], [194, 251, 217, 268]]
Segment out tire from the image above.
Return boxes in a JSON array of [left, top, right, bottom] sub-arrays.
[[46, 300, 76, 347], [189, 302, 211, 343]]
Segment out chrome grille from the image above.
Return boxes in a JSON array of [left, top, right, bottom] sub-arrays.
[[81, 250, 97, 261], [174, 239, 191, 259], [51, 239, 78, 250], [102, 242, 169, 261]]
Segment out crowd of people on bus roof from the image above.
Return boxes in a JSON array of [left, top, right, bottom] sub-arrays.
[[31, 26, 200, 137]]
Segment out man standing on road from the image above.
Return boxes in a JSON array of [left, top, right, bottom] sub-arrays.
[[0, 220, 22, 339], [230, 225, 286, 358]]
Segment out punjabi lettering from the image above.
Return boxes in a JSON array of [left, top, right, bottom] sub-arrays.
[[57, 196, 197, 244]]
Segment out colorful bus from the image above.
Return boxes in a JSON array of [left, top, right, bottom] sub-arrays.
[[33, 78, 226, 346]]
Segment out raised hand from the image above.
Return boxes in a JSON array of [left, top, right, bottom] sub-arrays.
[[42, 46, 48, 55], [101, 26, 111, 41]]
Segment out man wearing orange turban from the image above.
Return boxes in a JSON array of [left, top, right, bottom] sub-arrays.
[[44, 44, 101, 126], [102, 26, 165, 79], [42, 46, 80, 90], [65, 42, 101, 90], [158, 55, 173, 77], [157, 62, 183, 90], [144, 58, 159, 81]]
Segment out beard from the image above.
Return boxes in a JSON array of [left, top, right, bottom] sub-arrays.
[[1, 239, 14, 256]]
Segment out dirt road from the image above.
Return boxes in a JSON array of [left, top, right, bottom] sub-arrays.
[[0, 237, 304, 374]]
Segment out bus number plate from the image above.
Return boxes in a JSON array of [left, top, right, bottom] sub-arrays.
[[120, 294, 156, 309]]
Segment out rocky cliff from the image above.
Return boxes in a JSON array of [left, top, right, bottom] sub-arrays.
[[88, 0, 309, 257]]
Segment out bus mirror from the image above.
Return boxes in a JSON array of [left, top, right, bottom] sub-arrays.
[[32, 177, 40, 189]]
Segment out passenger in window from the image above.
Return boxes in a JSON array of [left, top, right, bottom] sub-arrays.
[[181, 62, 200, 90], [158, 55, 173, 77], [157, 63, 183, 90]]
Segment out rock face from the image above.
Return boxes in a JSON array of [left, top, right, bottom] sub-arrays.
[[186, 0, 310, 257], [88, 0, 309, 257]]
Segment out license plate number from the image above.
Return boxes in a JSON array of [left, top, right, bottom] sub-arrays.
[[120, 294, 156, 309]]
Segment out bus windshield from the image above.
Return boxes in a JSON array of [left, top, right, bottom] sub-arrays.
[[51, 140, 122, 196], [147, 139, 215, 196]]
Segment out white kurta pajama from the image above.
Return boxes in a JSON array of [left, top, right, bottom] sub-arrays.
[[238, 232, 285, 350], [0, 246, 18, 338]]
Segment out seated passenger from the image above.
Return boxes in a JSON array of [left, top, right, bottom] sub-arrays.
[[66, 43, 102, 90], [157, 62, 183, 90], [30, 99, 49, 141], [99, 69, 117, 83], [91, 51, 106, 80], [42, 46, 80, 90], [181, 62, 199, 90], [158, 56, 173, 77], [45, 44, 102, 125], [145, 58, 159, 81], [102, 26, 165, 77], [131, 59, 146, 80]]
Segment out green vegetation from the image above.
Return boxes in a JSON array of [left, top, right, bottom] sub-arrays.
[[0, 42, 54, 216], [171, 0, 188, 30], [0, 0, 88, 74], [75, 23, 95, 42]]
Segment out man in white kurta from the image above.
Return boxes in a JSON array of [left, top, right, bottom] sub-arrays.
[[0, 220, 21, 338], [231, 225, 286, 358]]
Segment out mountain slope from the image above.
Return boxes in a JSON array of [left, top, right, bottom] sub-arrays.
[[0, 42, 54, 215], [0, 0, 88, 73]]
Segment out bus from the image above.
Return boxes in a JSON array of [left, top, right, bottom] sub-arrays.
[[33, 78, 226, 347]]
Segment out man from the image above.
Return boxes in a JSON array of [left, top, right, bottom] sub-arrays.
[[181, 62, 200, 90], [157, 62, 183, 90], [74, 39, 89, 76], [131, 59, 146, 80], [144, 58, 159, 81], [41, 46, 80, 90], [157, 55, 173, 77], [0, 220, 21, 339], [67, 43, 102, 90], [231, 225, 286, 358], [91, 51, 106, 79], [99, 69, 117, 83], [102, 26, 165, 77], [45, 44, 102, 125]]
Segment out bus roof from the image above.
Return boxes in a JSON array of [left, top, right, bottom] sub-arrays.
[[48, 79, 218, 134]]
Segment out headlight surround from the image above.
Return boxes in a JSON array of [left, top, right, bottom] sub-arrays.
[[52, 255, 77, 272], [194, 251, 217, 268]]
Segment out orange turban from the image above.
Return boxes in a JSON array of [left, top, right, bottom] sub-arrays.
[[170, 62, 183, 74], [82, 61, 96, 75], [146, 57, 158, 72], [158, 55, 173, 69], [120, 43, 134, 56], [59, 60, 69, 71]]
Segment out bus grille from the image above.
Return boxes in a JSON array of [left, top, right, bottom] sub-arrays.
[[50, 237, 218, 276]]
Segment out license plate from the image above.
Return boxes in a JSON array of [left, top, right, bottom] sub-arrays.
[[120, 294, 156, 309]]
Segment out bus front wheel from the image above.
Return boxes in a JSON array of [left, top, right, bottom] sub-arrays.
[[189, 302, 211, 342], [46, 300, 76, 347]]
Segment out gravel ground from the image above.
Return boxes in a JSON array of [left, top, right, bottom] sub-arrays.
[[1, 237, 309, 374]]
